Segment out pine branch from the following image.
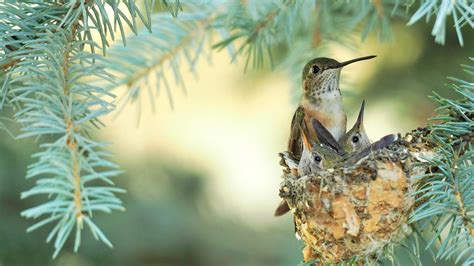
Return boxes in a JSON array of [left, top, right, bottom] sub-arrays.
[[409, 58, 474, 264], [17, 31, 122, 258], [62, 0, 154, 54], [0, 0, 149, 257], [213, 0, 307, 70], [161, 0, 182, 17], [0, 2, 65, 71], [0, 0, 154, 65], [338, 0, 405, 41], [407, 0, 474, 46], [107, 3, 226, 112], [7, 26, 125, 257]]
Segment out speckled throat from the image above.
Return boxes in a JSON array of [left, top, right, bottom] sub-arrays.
[[301, 69, 346, 141], [303, 68, 341, 104]]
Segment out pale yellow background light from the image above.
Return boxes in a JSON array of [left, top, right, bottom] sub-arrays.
[[100, 38, 413, 228]]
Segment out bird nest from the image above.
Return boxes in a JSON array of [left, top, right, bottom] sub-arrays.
[[278, 132, 435, 263]]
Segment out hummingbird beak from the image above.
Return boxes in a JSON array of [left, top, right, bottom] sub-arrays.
[[311, 118, 346, 156], [354, 100, 366, 129], [335, 55, 377, 68]]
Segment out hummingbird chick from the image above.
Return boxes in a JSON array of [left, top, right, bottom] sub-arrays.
[[340, 100, 371, 154], [298, 121, 343, 176], [344, 134, 398, 165], [275, 119, 342, 217], [288, 55, 376, 160]]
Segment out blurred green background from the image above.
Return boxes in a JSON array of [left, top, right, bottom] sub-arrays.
[[0, 13, 472, 266]]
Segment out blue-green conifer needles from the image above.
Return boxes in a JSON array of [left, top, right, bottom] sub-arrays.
[[0, 0, 152, 258], [410, 59, 474, 265], [0, 0, 473, 261]]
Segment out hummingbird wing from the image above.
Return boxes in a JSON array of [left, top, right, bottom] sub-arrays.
[[371, 134, 397, 151], [288, 106, 305, 160], [311, 118, 346, 156]]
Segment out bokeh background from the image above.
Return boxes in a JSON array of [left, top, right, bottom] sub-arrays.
[[0, 6, 472, 266]]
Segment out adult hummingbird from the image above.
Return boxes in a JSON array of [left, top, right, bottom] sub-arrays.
[[288, 55, 376, 160], [339, 100, 371, 153], [274, 118, 343, 216]]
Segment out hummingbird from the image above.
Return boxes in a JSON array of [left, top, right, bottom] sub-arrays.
[[288, 55, 376, 160], [343, 134, 398, 165], [298, 120, 344, 176], [339, 100, 371, 154], [274, 118, 343, 216]]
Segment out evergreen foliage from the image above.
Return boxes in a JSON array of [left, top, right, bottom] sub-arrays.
[[410, 59, 474, 265], [0, 0, 473, 262], [107, 3, 221, 111], [0, 0, 152, 258]]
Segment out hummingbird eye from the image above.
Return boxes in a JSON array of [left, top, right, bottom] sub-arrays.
[[310, 65, 320, 74], [314, 155, 322, 162], [352, 135, 360, 143]]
